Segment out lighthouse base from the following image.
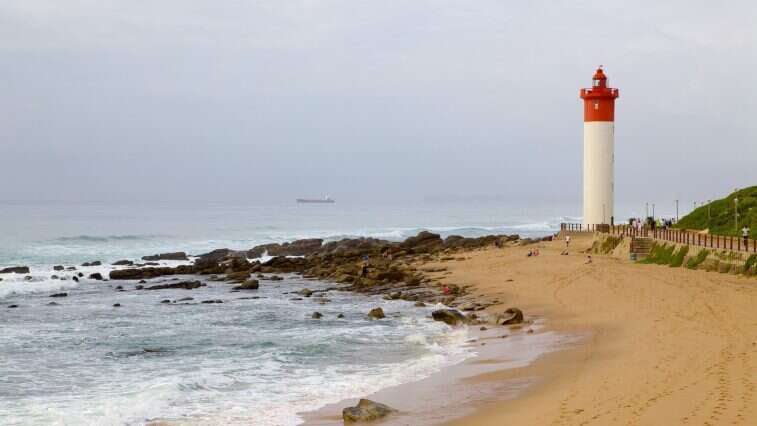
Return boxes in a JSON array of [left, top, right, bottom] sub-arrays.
[[583, 121, 615, 226]]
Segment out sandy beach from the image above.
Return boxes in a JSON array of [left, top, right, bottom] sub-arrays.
[[426, 233, 757, 425]]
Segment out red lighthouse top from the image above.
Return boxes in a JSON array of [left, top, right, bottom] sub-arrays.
[[580, 66, 619, 122]]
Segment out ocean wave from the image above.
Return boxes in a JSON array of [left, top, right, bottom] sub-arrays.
[[0, 278, 80, 299], [51, 234, 164, 243]]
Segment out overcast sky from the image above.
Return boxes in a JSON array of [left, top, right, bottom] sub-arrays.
[[1, 1, 756, 208]]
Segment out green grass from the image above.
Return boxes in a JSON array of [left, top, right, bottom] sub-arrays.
[[744, 254, 757, 273], [600, 236, 622, 253], [640, 243, 676, 265], [675, 186, 757, 237], [669, 245, 689, 267], [686, 249, 710, 269]]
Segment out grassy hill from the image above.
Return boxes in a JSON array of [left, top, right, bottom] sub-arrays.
[[675, 186, 757, 238]]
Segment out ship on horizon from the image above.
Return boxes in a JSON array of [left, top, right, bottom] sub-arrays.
[[296, 196, 335, 204]]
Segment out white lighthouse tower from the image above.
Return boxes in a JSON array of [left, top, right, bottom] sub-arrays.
[[580, 67, 619, 226]]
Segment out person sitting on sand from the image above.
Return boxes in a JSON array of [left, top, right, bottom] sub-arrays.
[[586, 255, 592, 264], [527, 250, 533, 257]]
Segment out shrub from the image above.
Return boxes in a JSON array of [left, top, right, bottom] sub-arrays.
[[669, 245, 689, 267], [686, 249, 710, 269]]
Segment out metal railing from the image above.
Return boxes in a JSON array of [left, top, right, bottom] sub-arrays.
[[561, 223, 757, 254]]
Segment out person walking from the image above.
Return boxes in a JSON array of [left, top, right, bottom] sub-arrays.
[[742, 225, 750, 250]]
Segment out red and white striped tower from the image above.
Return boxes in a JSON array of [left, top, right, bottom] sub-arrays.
[[580, 66, 619, 226]]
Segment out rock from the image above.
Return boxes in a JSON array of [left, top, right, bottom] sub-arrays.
[[135, 285, 144, 290], [109, 267, 179, 280], [414, 301, 426, 307], [81, 261, 102, 267], [66, 267, 77, 271], [498, 308, 524, 325], [72, 276, 79, 282], [247, 238, 324, 258], [234, 279, 260, 290], [50, 293, 68, 298], [77, 273, 84, 277], [431, 309, 468, 326], [0, 266, 30, 274], [112, 260, 134, 266], [201, 299, 223, 304], [88, 273, 103, 280], [367, 307, 385, 320], [142, 252, 188, 261], [24, 275, 33, 281], [145, 280, 204, 290], [53, 265, 65, 271], [268, 275, 284, 281], [8, 304, 19, 308], [161, 299, 171, 304], [311, 311, 323, 319], [400, 231, 443, 252], [177, 297, 194, 302], [337, 313, 345, 318], [50, 275, 59, 280], [342, 399, 397, 422], [297, 288, 314, 297], [225, 271, 251, 283], [115, 285, 123, 290], [113, 303, 121, 307], [47, 302, 60, 306]]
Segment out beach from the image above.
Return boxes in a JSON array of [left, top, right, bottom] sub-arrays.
[[420, 233, 757, 425]]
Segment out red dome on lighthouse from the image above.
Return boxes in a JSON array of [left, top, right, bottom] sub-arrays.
[[580, 66, 619, 122]]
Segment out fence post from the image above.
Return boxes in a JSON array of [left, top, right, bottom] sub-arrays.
[[730, 237, 733, 250]]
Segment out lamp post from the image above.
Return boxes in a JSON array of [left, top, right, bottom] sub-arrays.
[[735, 197, 739, 230], [646, 202, 649, 219], [676, 199, 679, 221]]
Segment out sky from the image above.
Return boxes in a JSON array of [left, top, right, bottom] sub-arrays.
[[1, 0, 756, 212]]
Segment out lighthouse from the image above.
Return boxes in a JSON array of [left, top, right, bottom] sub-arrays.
[[580, 66, 619, 226]]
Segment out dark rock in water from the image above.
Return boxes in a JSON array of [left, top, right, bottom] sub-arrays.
[[72, 276, 79, 282], [24, 275, 33, 281], [414, 301, 426, 307], [233, 279, 259, 290], [498, 307, 524, 325], [290, 297, 303, 301], [112, 259, 134, 266], [50, 293, 68, 298], [247, 238, 323, 259], [138, 280, 147, 284], [8, 304, 19, 308], [400, 231, 443, 253], [196, 248, 244, 263], [431, 309, 468, 326], [0, 266, 30, 274], [177, 297, 194, 302], [311, 311, 323, 319], [135, 285, 144, 290], [269, 275, 284, 281], [47, 302, 60, 306], [77, 272, 84, 277], [50, 275, 59, 280], [53, 265, 65, 271], [337, 313, 345, 318], [141, 252, 188, 261], [109, 267, 179, 280], [81, 261, 102, 267], [367, 307, 385, 320], [142, 262, 160, 266], [201, 299, 223, 304], [115, 285, 124, 291], [161, 299, 171, 304], [88, 273, 103, 280], [297, 288, 313, 297], [66, 266, 77, 271], [113, 303, 121, 307], [225, 270, 251, 283], [342, 399, 397, 422], [146, 280, 204, 291]]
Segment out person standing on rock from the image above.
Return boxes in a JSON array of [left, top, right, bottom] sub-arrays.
[[360, 255, 369, 278]]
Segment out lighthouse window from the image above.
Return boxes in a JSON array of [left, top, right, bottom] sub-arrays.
[[594, 101, 599, 110], [592, 79, 600, 87]]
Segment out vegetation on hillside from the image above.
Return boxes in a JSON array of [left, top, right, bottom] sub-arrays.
[[675, 186, 757, 237]]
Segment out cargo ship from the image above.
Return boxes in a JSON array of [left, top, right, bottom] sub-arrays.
[[296, 196, 335, 204]]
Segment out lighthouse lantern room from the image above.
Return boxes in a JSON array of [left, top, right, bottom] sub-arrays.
[[580, 66, 619, 226]]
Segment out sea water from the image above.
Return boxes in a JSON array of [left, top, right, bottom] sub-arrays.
[[0, 201, 565, 425]]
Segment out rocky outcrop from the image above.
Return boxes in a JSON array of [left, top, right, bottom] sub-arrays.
[[141, 252, 188, 261], [400, 231, 443, 253], [145, 280, 204, 290], [53, 265, 65, 271], [88, 273, 103, 280], [247, 238, 324, 259], [342, 399, 397, 422], [0, 266, 30, 274], [367, 307, 385, 319], [112, 260, 134, 266], [431, 309, 468, 326]]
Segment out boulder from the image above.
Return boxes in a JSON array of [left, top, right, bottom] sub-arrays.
[[311, 311, 323, 319], [113, 303, 121, 307], [53, 265, 65, 271], [141, 252, 188, 261], [50, 293, 68, 298], [225, 271, 251, 283], [112, 260, 134, 266], [234, 279, 260, 290], [109, 267, 177, 280], [431, 309, 468, 326], [81, 261, 102, 267], [498, 307, 524, 325], [0, 266, 30, 274], [297, 288, 314, 297], [145, 280, 204, 290], [414, 301, 426, 307], [8, 304, 19, 308], [342, 399, 397, 422], [201, 299, 223, 304], [367, 307, 385, 320], [72, 276, 79, 282], [88, 273, 104, 280], [400, 231, 443, 252]]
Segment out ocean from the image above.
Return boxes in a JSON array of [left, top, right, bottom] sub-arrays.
[[0, 201, 569, 425]]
